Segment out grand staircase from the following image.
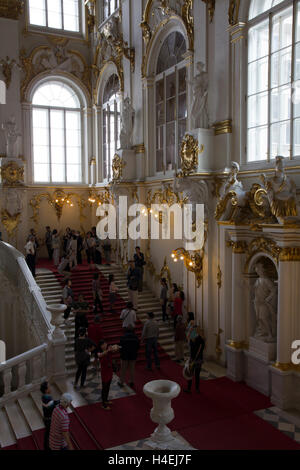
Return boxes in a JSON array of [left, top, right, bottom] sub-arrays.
[[0, 261, 188, 449], [35, 262, 184, 375]]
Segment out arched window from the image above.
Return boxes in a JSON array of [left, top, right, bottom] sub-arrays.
[[102, 74, 121, 180], [32, 81, 83, 183], [155, 31, 187, 173], [247, 0, 299, 162]]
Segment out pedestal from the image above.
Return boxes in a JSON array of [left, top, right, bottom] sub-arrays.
[[226, 344, 245, 382], [115, 149, 136, 181], [190, 128, 214, 171], [249, 337, 276, 362]]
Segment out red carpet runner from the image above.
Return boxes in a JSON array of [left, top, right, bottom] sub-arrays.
[[4, 260, 300, 450]]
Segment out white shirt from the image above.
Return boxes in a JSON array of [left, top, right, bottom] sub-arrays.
[[120, 308, 136, 329], [25, 241, 35, 255]]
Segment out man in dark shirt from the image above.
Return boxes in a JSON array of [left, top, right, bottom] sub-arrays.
[[45, 226, 53, 260], [40, 381, 60, 451], [134, 247, 146, 292], [127, 260, 141, 311], [184, 326, 205, 394], [118, 327, 140, 388]]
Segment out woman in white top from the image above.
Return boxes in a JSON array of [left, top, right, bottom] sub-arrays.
[[25, 236, 36, 277]]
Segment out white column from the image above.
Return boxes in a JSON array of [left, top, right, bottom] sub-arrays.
[[143, 76, 155, 177]]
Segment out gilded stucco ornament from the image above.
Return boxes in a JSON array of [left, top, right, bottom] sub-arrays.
[[1, 209, 21, 238], [179, 134, 203, 176], [0, 161, 24, 186], [112, 154, 126, 182], [172, 247, 205, 288], [201, 0, 215, 23], [30, 190, 87, 224], [0, 56, 20, 89], [0, 0, 24, 20], [228, 0, 240, 26], [260, 156, 300, 225]]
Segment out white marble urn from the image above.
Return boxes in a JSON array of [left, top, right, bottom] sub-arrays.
[[143, 380, 182, 449], [47, 304, 67, 340]]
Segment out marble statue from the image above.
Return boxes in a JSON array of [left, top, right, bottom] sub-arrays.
[[1, 116, 21, 158], [173, 175, 209, 219], [261, 156, 299, 225], [253, 263, 277, 343], [215, 162, 247, 221], [120, 97, 135, 149], [190, 62, 209, 129]]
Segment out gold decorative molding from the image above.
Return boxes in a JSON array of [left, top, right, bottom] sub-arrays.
[[228, 0, 240, 26], [279, 248, 300, 262], [179, 134, 203, 177], [228, 340, 247, 350], [30, 190, 87, 224], [0, 0, 23, 20], [90, 157, 96, 166], [213, 119, 233, 136], [0, 56, 19, 89], [181, 0, 194, 50], [244, 237, 281, 271], [146, 184, 188, 208], [0, 161, 24, 186], [202, 0, 215, 23], [134, 144, 146, 154], [112, 154, 126, 182], [273, 362, 300, 373], [1, 209, 21, 238], [226, 240, 248, 254]]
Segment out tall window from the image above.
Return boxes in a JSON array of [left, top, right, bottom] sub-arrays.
[[32, 81, 82, 184], [28, 0, 80, 32], [155, 31, 187, 173], [247, 0, 300, 162], [102, 74, 121, 180], [103, 0, 119, 21]]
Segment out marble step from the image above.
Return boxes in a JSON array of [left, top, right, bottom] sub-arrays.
[[4, 402, 31, 440], [0, 407, 16, 448], [17, 396, 44, 432]]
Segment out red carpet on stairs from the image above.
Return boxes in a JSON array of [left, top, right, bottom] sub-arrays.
[[4, 259, 299, 450]]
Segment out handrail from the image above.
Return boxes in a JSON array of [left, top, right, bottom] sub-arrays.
[[0, 343, 47, 372], [0, 241, 53, 343]]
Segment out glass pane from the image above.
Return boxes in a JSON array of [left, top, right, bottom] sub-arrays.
[[166, 74, 176, 99], [166, 98, 176, 122], [48, 0, 62, 28], [166, 122, 175, 169], [248, 92, 268, 128], [270, 121, 290, 158], [67, 147, 81, 165], [178, 94, 187, 119], [297, 1, 300, 42], [247, 126, 268, 161], [156, 32, 187, 74], [156, 126, 163, 150], [103, 74, 120, 103], [34, 164, 49, 182], [271, 47, 292, 88], [178, 120, 186, 148], [179, 67, 186, 93], [248, 57, 269, 95], [33, 126, 48, 146], [248, 21, 269, 63], [294, 44, 300, 81], [156, 150, 164, 172], [51, 164, 65, 182], [156, 103, 164, 125], [51, 147, 64, 164], [156, 80, 164, 103], [29, 0, 46, 26], [293, 118, 300, 156], [63, 0, 79, 31], [33, 108, 48, 129], [33, 146, 49, 164], [249, 0, 284, 20], [67, 164, 81, 182], [271, 85, 291, 122], [293, 79, 300, 117], [272, 6, 293, 53], [33, 82, 80, 108]]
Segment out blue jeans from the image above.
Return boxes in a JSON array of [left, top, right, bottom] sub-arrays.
[[145, 337, 160, 369]]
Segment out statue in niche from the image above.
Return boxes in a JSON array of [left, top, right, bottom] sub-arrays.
[[120, 97, 135, 149], [261, 156, 299, 225], [190, 62, 209, 129], [253, 262, 277, 343], [215, 162, 247, 221], [1, 115, 21, 158]]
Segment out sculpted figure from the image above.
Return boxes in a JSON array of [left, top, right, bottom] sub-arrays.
[[190, 62, 209, 129], [2, 115, 21, 157], [261, 156, 298, 224], [253, 263, 277, 342], [215, 162, 247, 221], [120, 97, 135, 149]]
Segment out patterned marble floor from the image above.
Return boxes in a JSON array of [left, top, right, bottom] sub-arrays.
[[255, 407, 300, 444], [78, 369, 136, 404]]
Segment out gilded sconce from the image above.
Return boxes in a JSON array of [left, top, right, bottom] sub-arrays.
[[171, 248, 204, 288]]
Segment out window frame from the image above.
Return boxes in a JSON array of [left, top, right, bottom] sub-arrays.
[[31, 81, 84, 185], [27, 0, 84, 39], [246, 0, 298, 163], [99, 0, 120, 27], [101, 76, 121, 182], [154, 61, 187, 175]]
